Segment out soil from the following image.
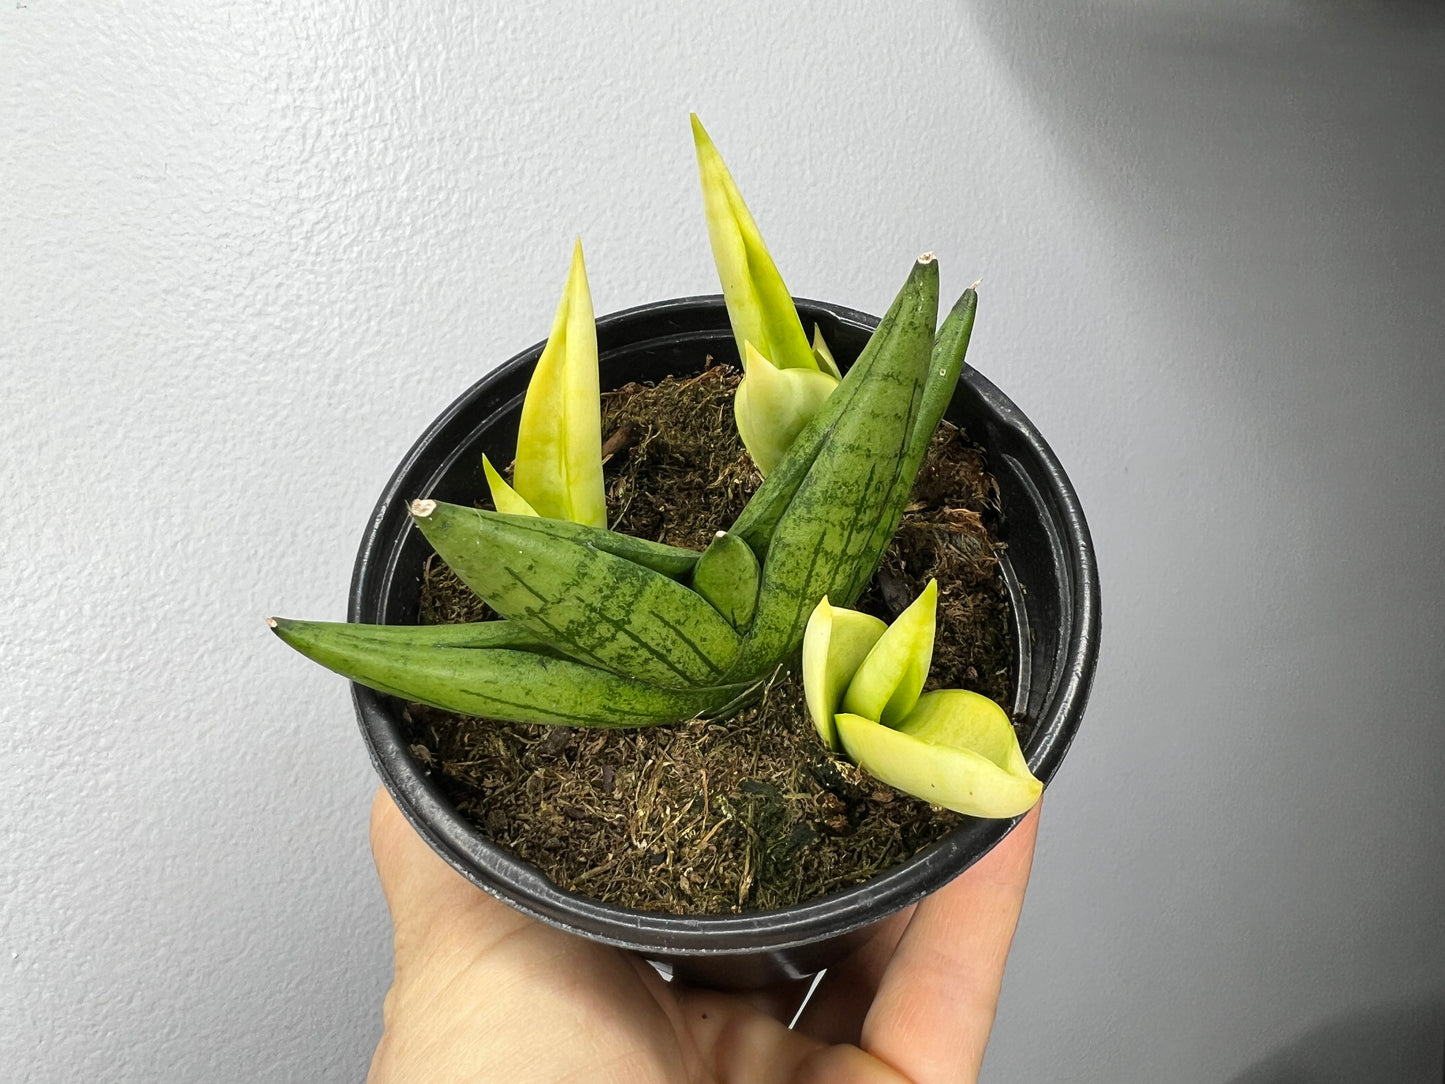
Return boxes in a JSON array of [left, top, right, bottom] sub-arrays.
[[404, 363, 1017, 914]]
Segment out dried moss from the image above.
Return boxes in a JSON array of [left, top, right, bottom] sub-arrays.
[[405, 363, 1016, 914]]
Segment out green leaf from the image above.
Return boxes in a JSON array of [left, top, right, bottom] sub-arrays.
[[833, 286, 978, 605], [740, 286, 975, 600], [902, 286, 978, 501], [726, 368, 867, 562], [802, 596, 887, 752], [276, 615, 550, 651], [730, 255, 939, 677], [841, 579, 938, 728], [417, 498, 700, 579], [410, 500, 741, 687], [691, 114, 818, 374], [836, 698, 1041, 818], [735, 343, 839, 475], [269, 617, 755, 727], [689, 530, 761, 629], [512, 239, 607, 527], [728, 256, 936, 562]]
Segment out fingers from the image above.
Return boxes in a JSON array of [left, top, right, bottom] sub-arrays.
[[733, 976, 819, 1026], [861, 804, 1041, 1083], [368, 789, 1037, 1083], [792, 906, 915, 1045], [676, 989, 912, 1084]]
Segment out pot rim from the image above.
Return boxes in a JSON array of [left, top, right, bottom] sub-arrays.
[[350, 294, 1099, 956]]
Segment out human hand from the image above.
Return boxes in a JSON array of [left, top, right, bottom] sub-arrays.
[[367, 789, 1040, 1083]]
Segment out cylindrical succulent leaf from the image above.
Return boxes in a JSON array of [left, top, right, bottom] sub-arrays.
[[728, 262, 926, 560], [689, 530, 761, 629], [419, 502, 701, 580], [907, 286, 977, 471], [730, 255, 939, 678], [411, 501, 742, 687], [833, 288, 979, 604], [727, 282, 978, 575], [270, 617, 756, 726]]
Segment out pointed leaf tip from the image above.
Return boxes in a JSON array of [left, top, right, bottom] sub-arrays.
[[689, 529, 760, 629], [693, 115, 818, 378], [842, 579, 938, 728], [898, 689, 1032, 777], [510, 241, 606, 528], [811, 325, 841, 380], [837, 709, 1041, 819], [803, 597, 886, 752], [483, 454, 540, 518]]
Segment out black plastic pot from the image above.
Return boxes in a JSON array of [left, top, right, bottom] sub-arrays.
[[350, 296, 1100, 990]]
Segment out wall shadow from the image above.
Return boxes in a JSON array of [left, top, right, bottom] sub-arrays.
[[956, 1, 1445, 280], [956, 0, 1445, 441], [1227, 994, 1444, 1084]]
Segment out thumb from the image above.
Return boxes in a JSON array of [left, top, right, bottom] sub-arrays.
[[368, 788, 530, 955]]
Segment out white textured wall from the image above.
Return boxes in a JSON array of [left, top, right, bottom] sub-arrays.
[[4, 2, 1443, 1081]]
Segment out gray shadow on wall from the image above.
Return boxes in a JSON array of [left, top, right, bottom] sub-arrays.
[[956, 0, 1445, 494], [954, 11, 1445, 1082], [1226, 994, 1445, 1084], [955, 0, 1445, 298]]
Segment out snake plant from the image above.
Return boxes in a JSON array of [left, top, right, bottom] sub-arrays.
[[482, 238, 605, 527], [271, 117, 1037, 819], [803, 583, 1042, 818], [691, 114, 841, 474]]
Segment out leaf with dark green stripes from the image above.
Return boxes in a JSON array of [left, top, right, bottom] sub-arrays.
[[730, 255, 939, 677], [270, 617, 756, 726], [410, 503, 742, 687]]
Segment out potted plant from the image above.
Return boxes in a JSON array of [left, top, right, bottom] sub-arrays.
[[271, 118, 1100, 989]]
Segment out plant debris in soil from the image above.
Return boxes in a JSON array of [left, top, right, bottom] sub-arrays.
[[405, 363, 1018, 914]]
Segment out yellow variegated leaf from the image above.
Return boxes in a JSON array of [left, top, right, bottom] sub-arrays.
[[897, 689, 1032, 779], [512, 239, 607, 528], [735, 342, 839, 475], [836, 709, 1042, 819], [482, 454, 540, 518], [802, 596, 887, 751], [841, 579, 938, 728], [691, 114, 817, 374], [811, 324, 841, 380]]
